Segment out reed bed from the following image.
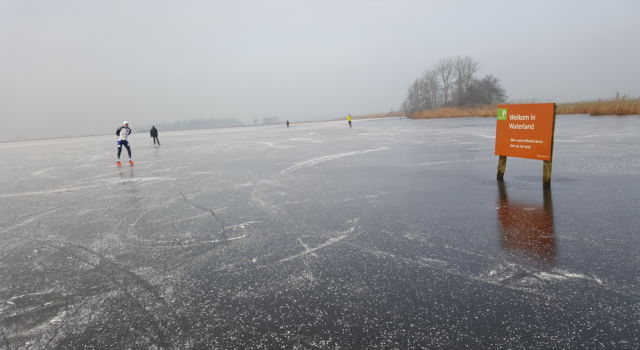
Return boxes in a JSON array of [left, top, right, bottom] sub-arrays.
[[557, 99, 640, 116], [405, 99, 640, 119], [409, 106, 495, 119]]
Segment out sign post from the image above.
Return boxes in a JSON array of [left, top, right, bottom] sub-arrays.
[[495, 103, 556, 186]]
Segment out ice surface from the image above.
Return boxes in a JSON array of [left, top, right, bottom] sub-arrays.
[[1, 116, 639, 348]]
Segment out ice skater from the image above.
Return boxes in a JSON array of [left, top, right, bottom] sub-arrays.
[[150, 125, 160, 145], [286, 120, 290, 128], [116, 121, 134, 166], [347, 114, 352, 128]]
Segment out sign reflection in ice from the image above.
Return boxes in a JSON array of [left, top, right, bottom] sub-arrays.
[[496, 182, 556, 264]]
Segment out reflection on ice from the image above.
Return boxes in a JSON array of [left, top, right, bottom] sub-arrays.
[[496, 182, 556, 264], [117, 165, 135, 179]]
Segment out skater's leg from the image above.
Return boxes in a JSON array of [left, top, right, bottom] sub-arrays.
[[117, 145, 122, 159], [125, 144, 132, 159]]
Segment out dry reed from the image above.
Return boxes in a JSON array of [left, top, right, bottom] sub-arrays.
[[410, 106, 495, 119], [557, 99, 640, 116], [405, 99, 640, 119], [345, 111, 405, 120]]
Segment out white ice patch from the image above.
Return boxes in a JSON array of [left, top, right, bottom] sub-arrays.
[[163, 234, 248, 247], [224, 221, 262, 231], [297, 238, 319, 258], [250, 141, 291, 149], [112, 176, 175, 185], [0, 208, 60, 234], [416, 158, 493, 167], [552, 269, 603, 284], [278, 218, 360, 263], [535, 272, 568, 281], [420, 257, 448, 265], [288, 138, 316, 142], [0, 184, 104, 198], [49, 311, 67, 323], [32, 167, 55, 176], [471, 132, 495, 139], [76, 208, 102, 216], [281, 148, 387, 174], [233, 181, 253, 189]]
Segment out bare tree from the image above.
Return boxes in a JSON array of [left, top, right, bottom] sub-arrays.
[[402, 70, 443, 115], [422, 70, 441, 109], [480, 74, 507, 104], [464, 75, 507, 105], [403, 56, 506, 113], [453, 56, 479, 105], [434, 58, 454, 105], [402, 78, 424, 115]]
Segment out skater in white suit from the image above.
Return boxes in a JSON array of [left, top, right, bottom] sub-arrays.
[[115, 121, 134, 166]]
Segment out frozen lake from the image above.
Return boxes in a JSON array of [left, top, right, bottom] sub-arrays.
[[1, 116, 639, 349]]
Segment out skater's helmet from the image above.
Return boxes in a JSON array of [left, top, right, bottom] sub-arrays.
[[123, 121, 129, 125]]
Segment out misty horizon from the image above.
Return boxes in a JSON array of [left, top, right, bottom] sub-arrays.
[[1, 0, 639, 141]]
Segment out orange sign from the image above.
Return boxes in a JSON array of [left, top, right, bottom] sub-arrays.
[[495, 103, 556, 161]]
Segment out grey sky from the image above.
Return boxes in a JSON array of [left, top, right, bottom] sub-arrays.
[[1, 0, 639, 140]]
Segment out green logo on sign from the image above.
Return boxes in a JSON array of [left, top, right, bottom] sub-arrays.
[[496, 108, 508, 120]]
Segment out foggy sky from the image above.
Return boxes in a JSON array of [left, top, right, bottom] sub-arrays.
[[1, 0, 639, 141]]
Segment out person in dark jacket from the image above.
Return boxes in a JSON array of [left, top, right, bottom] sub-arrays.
[[150, 126, 160, 145]]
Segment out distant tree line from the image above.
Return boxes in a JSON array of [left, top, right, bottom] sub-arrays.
[[148, 118, 244, 131], [260, 117, 280, 125], [402, 56, 507, 115]]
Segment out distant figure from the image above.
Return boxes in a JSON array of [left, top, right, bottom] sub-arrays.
[[286, 120, 290, 128], [347, 114, 352, 128], [116, 121, 133, 166], [150, 126, 160, 145]]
